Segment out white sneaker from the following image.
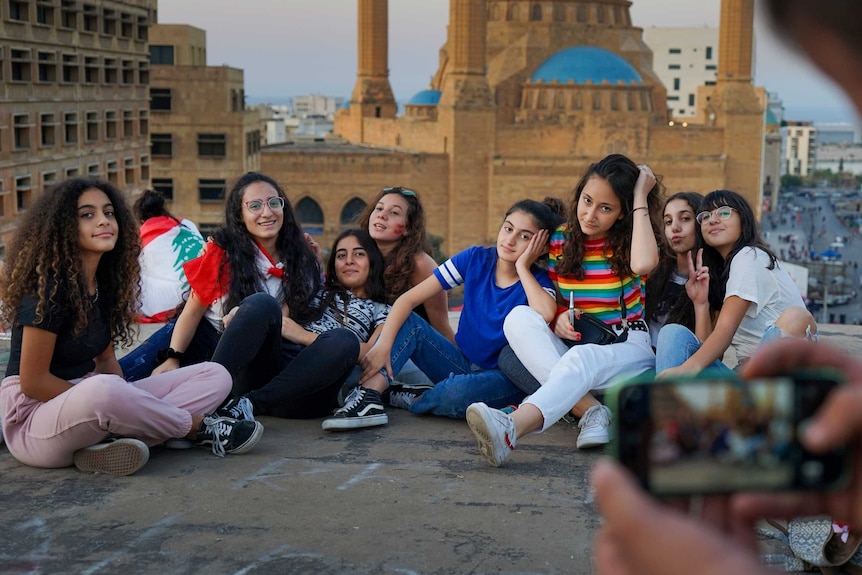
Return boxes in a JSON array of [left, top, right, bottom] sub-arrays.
[[576, 405, 613, 449], [73, 438, 149, 476], [466, 402, 517, 467]]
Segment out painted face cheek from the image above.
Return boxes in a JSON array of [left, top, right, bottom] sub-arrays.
[[391, 223, 406, 236]]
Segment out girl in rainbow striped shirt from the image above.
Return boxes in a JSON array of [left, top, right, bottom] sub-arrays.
[[467, 154, 664, 466]]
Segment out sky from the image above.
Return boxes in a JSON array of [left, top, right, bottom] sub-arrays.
[[157, 0, 858, 123]]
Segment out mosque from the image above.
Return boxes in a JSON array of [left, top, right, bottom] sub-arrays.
[[260, 0, 765, 254]]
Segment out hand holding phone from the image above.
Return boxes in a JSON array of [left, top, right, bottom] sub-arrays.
[[610, 371, 850, 496]]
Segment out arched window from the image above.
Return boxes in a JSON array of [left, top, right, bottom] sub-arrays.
[[296, 197, 324, 236], [341, 197, 367, 227], [592, 92, 602, 111], [576, 3, 587, 22], [531, 3, 542, 21], [574, 91, 583, 110], [538, 91, 548, 110], [491, 3, 500, 20], [508, 2, 519, 21], [555, 91, 565, 109], [596, 5, 605, 23], [611, 92, 619, 111]]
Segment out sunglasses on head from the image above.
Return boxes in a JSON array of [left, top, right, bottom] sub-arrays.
[[383, 187, 417, 198], [696, 206, 737, 225]]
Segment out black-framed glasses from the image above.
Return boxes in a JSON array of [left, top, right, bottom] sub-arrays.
[[696, 206, 737, 225], [383, 187, 417, 198], [245, 196, 285, 214]]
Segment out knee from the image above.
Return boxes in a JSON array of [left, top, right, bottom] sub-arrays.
[[238, 292, 281, 322], [76, 375, 133, 411], [503, 305, 542, 340], [198, 362, 232, 396], [656, 323, 695, 349], [774, 306, 818, 339], [318, 328, 360, 361]]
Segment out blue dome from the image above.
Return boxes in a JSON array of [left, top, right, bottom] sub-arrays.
[[407, 89, 442, 106], [531, 47, 642, 84]]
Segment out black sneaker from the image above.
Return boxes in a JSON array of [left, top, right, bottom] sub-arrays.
[[195, 415, 263, 456], [385, 382, 434, 410], [321, 387, 388, 431], [216, 396, 255, 421]]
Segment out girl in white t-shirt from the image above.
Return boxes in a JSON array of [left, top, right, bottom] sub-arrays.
[[655, 189, 817, 376]]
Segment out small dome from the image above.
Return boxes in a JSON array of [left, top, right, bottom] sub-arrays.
[[531, 46, 642, 84], [407, 89, 442, 106]]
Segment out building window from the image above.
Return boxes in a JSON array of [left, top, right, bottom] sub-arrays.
[[592, 92, 602, 111], [64, 112, 78, 144], [198, 133, 226, 157], [140, 154, 149, 182], [199, 179, 226, 202], [85, 111, 98, 141], [84, 56, 99, 83], [338, 198, 366, 226], [15, 176, 32, 212], [123, 157, 135, 185], [668, 64, 681, 70], [87, 163, 100, 177], [136, 15, 148, 41], [298, 197, 326, 234], [120, 12, 133, 37], [150, 133, 172, 157], [103, 57, 117, 84], [705, 64, 717, 71], [42, 171, 56, 188], [9, 0, 30, 21], [82, 3, 97, 32], [152, 178, 173, 201], [668, 95, 680, 101], [102, 8, 116, 35], [669, 48, 682, 54], [0, 179, 6, 218], [149, 45, 174, 65], [60, 0, 77, 29], [673, 78, 680, 91], [596, 4, 605, 23], [611, 92, 620, 111], [40, 112, 57, 147], [13, 114, 31, 149], [106, 160, 118, 184], [61, 53, 79, 83], [121, 59, 134, 84], [150, 88, 172, 111], [706, 46, 713, 60], [576, 4, 586, 22], [37, 51, 57, 82], [105, 110, 117, 139], [531, 3, 541, 21], [65, 166, 79, 178], [11, 48, 32, 82], [36, 1, 55, 25], [123, 109, 134, 137], [139, 109, 148, 135], [688, 94, 696, 106], [138, 60, 149, 84]]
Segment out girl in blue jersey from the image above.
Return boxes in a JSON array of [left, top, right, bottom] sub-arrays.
[[321, 199, 562, 430]]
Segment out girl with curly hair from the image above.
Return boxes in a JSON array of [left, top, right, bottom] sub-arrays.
[[212, 229, 388, 420], [0, 178, 262, 476], [152, 172, 359, 420], [466, 154, 663, 466], [655, 189, 817, 377]]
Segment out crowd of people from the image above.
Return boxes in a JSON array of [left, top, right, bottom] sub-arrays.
[[1, 0, 861, 571]]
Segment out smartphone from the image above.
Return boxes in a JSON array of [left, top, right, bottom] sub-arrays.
[[610, 371, 850, 496]]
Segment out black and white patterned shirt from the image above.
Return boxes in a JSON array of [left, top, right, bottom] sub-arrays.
[[304, 290, 390, 343]]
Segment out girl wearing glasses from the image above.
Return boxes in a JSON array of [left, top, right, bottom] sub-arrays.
[[466, 154, 662, 466], [150, 173, 359, 421], [0, 178, 262, 476], [655, 189, 817, 378]]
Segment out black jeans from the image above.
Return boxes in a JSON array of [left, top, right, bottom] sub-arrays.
[[211, 293, 360, 419]]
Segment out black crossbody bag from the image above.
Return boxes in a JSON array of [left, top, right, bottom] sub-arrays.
[[566, 281, 629, 347]]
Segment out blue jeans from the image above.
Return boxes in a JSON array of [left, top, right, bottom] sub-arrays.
[[654, 323, 783, 375], [388, 313, 525, 419], [119, 318, 220, 381]]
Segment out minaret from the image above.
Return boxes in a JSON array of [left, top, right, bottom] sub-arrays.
[[350, 0, 396, 121], [712, 0, 764, 216], [438, 0, 496, 253]]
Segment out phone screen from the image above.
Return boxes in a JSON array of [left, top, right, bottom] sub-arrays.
[[615, 375, 846, 495]]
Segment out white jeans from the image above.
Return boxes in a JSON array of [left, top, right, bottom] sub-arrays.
[[503, 306, 655, 432]]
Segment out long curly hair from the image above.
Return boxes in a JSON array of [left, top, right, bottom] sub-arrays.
[[355, 186, 432, 304], [211, 172, 321, 323], [697, 189, 777, 310], [556, 154, 664, 279], [0, 178, 140, 348], [645, 191, 704, 331]]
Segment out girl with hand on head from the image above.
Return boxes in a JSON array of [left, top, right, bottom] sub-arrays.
[[0, 178, 261, 477], [322, 199, 561, 430], [211, 229, 388, 420], [645, 192, 705, 347], [151, 173, 359, 421], [467, 154, 663, 466], [655, 189, 817, 378]]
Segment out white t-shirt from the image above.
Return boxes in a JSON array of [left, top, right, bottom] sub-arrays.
[[724, 247, 804, 361]]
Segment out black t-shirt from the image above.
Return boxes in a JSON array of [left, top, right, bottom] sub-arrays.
[[5, 284, 111, 380]]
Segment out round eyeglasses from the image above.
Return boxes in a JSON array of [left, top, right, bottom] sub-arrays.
[[696, 206, 737, 225], [245, 196, 285, 214]]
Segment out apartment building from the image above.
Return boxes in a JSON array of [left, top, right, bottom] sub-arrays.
[[0, 0, 156, 250], [643, 27, 720, 118], [147, 24, 260, 235], [781, 121, 818, 177]]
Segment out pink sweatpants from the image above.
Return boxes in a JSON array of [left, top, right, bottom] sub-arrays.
[[0, 362, 231, 469]]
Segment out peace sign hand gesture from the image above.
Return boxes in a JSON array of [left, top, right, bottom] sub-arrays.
[[685, 248, 710, 306]]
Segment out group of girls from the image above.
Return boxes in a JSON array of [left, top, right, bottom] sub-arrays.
[[0, 152, 817, 476]]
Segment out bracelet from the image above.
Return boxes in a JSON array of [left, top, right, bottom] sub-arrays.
[[632, 207, 648, 213], [156, 347, 186, 364]]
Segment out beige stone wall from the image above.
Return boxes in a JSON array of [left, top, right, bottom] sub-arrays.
[[148, 24, 206, 66]]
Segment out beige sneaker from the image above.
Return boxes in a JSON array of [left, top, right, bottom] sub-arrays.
[[73, 438, 149, 476]]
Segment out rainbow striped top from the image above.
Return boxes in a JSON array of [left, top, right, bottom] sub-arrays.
[[549, 225, 646, 326]]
